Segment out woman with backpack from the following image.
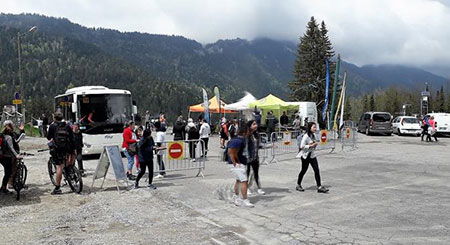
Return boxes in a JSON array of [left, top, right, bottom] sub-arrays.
[[246, 120, 265, 195], [186, 118, 199, 161], [135, 129, 157, 189], [296, 122, 329, 193], [1, 121, 22, 194]]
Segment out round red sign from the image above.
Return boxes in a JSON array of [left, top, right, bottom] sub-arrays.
[[321, 132, 327, 143], [169, 142, 183, 159], [346, 128, 351, 139]]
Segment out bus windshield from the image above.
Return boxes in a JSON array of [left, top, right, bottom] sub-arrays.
[[78, 94, 132, 126]]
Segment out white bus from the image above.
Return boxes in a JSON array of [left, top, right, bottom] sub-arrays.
[[54, 86, 137, 154]]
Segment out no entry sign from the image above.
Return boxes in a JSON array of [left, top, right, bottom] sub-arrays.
[[320, 130, 328, 145], [168, 141, 184, 160], [346, 128, 351, 139]]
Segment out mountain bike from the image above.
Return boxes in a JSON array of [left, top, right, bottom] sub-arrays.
[[13, 152, 33, 200], [40, 148, 83, 194]]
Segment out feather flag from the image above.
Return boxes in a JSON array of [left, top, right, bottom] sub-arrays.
[[322, 59, 330, 121]]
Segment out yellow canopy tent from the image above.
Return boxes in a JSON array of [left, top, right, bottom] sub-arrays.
[[189, 96, 236, 113], [249, 94, 298, 124]]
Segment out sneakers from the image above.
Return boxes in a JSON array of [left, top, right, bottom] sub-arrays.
[[51, 188, 62, 195], [230, 194, 239, 204], [257, 189, 266, 195], [296, 185, 305, 192], [154, 174, 164, 179], [127, 173, 136, 181], [192, 158, 196, 162], [1, 188, 12, 195], [242, 199, 254, 208], [247, 189, 253, 196], [317, 186, 329, 193], [147, 184, 157, 190], [134, 182, 139, 189]]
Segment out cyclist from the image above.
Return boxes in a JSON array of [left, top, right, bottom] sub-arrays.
[[1, 121, 23, 194], [47, 112, 76, 195]]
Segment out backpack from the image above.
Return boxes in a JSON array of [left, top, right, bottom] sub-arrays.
[[54, 122, 70, 150], [228, 124, 236, 137], [188, 125, 199, 139]]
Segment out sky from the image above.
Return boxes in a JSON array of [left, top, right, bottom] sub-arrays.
[[2, 0, 450, 78]]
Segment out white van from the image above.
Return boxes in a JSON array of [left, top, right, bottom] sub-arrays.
[[426, 113, 450, 134], [289, 102, 318, 127]]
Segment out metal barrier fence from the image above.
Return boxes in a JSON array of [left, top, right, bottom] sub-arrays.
[[263, 130, 338, 164], [340, 121, 358, 151], [154, 139, 206, 177]]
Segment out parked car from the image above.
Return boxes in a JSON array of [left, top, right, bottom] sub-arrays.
[[426, 113, 450, 135], [392, 116, 421, 136], [358, 112, 393, 135]]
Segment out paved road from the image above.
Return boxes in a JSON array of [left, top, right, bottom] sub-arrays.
[[1, 133, 449, 244]]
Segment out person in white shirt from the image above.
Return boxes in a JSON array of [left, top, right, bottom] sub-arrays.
[[154, 121, 166, 178], [199, 119, 210, 157], [296, 122, 329, 193]]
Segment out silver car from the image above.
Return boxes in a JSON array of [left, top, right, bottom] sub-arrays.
[[358, 112, 393, 136]]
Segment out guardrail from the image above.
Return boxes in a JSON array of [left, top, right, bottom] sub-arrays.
[[154, 139, 206, 177]]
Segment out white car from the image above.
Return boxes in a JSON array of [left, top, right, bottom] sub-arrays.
[[426, 113, 450, 135], [392, 116, 421, 136]]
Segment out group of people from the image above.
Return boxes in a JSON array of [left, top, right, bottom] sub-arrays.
[[0, 112, 85, 195], [226, 119, 329, 208], [421, 115, 438, 142], [172, 116, 211, 160]]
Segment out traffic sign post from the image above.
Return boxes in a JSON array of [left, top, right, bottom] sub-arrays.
[[346, 128, 351, 139], [168, 141, 184, 160]]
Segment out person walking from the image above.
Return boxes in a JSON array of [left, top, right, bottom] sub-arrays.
[[42, 114, 49, 137], [1, 121, 23, 194], [135, 129, 157, 189], [173, 115, 186, 141], [199, 118, 210, 157], [427, 116, 438, 142], [186, 118, 199, 161], [72, 122, 86, 177], [421, 116, 430, 141], [154, 121, 167, 178], [228, 119, 238, 139], [246, 120, 265, 195], [228, 124, 254, 207], [122, 121, 138, 180], [296, 122, 329, 193], [220, 118, 229, 148]]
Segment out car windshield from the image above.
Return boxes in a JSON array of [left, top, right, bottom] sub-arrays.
[[373, 113, 391, 122], [404, 118, 418, 124]]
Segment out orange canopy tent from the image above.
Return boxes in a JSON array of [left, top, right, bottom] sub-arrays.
[[189, 96, 236, 113]]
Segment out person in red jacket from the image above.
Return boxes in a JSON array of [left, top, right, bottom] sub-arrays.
[[122, 120, 138, 180]]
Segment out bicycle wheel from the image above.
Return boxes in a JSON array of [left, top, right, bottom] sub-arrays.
[[48, 158, 57, 186], [13, 163, 27, 200], [66, 166, 83, 194]]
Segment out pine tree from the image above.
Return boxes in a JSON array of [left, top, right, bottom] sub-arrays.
[[289, 16, 335, 111], [439, 85, 445, 112], [369, 94, 376, 111], [362, 95, 369, 112]]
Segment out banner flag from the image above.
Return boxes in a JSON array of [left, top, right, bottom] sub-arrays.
[[322, 59, 330, 121], [202, 88, 210, 124]]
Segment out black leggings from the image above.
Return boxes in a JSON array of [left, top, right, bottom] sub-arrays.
[[297, 156, 321, 187], [1, 157, 13, 188], [247, 160, 261, 188], [136, 160, 154, 184], [201, 138, 209, 156]]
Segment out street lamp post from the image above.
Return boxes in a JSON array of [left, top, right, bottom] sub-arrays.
[[17, 26, 37, 115]]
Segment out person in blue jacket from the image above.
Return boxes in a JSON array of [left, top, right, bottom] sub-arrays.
[[135, 129, 157, 189]]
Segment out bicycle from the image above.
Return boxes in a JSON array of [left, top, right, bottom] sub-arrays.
[[39, 148, 83, 193], [13, 152, 33, 200]]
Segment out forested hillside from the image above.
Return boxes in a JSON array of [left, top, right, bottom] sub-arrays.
[[1, 13, 448, 121]]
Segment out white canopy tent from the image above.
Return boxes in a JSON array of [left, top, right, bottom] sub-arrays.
[[224, 92, 257, 120]]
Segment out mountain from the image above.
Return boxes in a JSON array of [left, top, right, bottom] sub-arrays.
[[0, 13, 448, 119]]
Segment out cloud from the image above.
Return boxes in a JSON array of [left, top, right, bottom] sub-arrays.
[[1, 0, 450, 76]]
